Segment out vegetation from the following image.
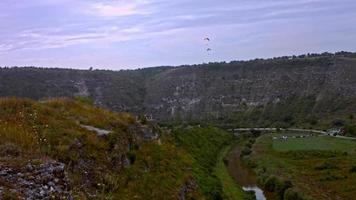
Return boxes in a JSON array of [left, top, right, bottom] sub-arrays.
[[214, 145, 245, 200], [1, 52, 356, 126], [245, 133, 356, 200], [0, 97, 203, 199], [1, 51, 356, 199], [273, 136, 356, 152], [173, 126, 237, 199]]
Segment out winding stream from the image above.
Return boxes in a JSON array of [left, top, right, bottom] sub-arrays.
[[227, 145, 267, 200]]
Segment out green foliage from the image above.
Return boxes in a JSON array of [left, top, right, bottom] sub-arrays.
[[1, 53, 356, 127], [284, 188, 304, 200], [315, 161, 339, 171], [173, 126, 235, 200], [243, 191, 256, 200], [248, 133, 356, 200], [107, 142, 203, 200], [273, 136, 356, 152], [264, 175, 278, 192], [345, 125, 356, 136], [0, 97, 203, 199], [264, 175, 295, 199], [74, 95, 94, 105], [214, 145, 246, 200], [241, 147, 252, 157]]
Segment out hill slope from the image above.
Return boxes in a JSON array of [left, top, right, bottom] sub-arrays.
[[1, 52, 355, 125], [0, 98, 203, 199]]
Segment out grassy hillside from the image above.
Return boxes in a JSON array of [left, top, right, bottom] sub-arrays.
[[173, 126, 256, 200], [0, 98, 203, 199]]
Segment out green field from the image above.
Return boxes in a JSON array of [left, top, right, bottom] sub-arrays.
[[273, 136, 356, 152], [246, 133, 356, 200]]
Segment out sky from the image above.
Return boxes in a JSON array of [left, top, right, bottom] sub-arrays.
[[0, 0, 356, 69]]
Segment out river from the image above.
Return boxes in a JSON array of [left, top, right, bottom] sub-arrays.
[[227, 145, 267, 200]]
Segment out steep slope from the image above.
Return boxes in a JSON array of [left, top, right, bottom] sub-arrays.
[[0, 52, 355, 125], [144, 56, 356, 123], [0, 98, 203, 199]]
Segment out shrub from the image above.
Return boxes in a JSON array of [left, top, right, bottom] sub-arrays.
[[127, 152, 136, 165], [264, 176, 278, 192], [74, 96, 94, 105], [263, 175, 293, 198], [241, 147, 252, 157], [332, 119, 345, 127], [223, 157, 229, 165], [243, 191, 256, 200], [276, 180, 293, 199], [315, 161, 339, 170], [284, 188, 304, 200], [345, 125, 356, 136]]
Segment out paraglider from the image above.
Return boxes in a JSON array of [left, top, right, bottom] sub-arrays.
[[204, 37, 212, 53]]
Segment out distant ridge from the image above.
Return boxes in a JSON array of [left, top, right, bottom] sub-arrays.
[[0, 52, 355, 126]]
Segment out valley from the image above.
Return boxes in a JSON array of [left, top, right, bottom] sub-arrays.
[[0, 53, 355, 200], [1, 0, 356, 199]]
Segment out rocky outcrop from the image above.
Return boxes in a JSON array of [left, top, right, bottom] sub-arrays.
[[0, 161, 72, 200], [0, 53, 355, 122]]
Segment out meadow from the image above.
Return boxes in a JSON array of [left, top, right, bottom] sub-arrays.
[[273, 135, 356, 152], [246, 133, 356, 200]]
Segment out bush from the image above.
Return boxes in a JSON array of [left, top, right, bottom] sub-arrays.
[[250, 129, 261, 137], [127, 152, 136, 165], [332, 119, 345, 127], [243, 191, 256, 200], [264, 176, 293, 198], [264, 176, 278, 192], [276, 180, 293, 199], [315, 161, 339, 170], [350, 166, 356, 173], [223, 157, 229, 165], [345, 125, 356, 136], [284, 188, 304, 200], [241, 147, 252, 157], [74, 96, 94, 105]]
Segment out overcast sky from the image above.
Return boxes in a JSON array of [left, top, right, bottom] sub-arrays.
[[0, 0, 355, 69]]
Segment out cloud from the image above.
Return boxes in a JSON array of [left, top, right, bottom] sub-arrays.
[[0, 0, 356, 68], [0, 25, 144, 52], [84, 1, 151, 17]]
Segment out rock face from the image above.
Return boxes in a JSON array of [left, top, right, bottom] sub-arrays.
[[0, 53, 355, 122], [0, 161, 72, 199]]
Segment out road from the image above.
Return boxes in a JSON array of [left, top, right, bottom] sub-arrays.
[[228, 127, 326, 134], [228, 128, 356, 140]]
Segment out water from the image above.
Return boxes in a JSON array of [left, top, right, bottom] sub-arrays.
[[243, 186, 266, 200], [227, 145, 267, 200]]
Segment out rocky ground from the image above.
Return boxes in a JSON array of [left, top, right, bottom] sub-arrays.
[[0, 160, 72, 199]]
